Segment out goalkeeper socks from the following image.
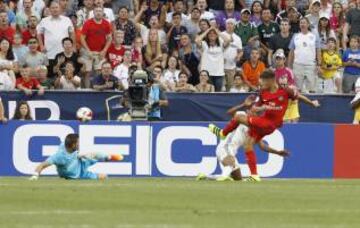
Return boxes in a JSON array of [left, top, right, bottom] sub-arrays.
[[222, 118, 240, 136], [245, 150, 258, 175]]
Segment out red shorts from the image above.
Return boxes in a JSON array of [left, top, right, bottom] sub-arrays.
[[247, 116, 276, 142]]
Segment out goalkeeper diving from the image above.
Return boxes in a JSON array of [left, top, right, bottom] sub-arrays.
[[30, 133, 123, 180]]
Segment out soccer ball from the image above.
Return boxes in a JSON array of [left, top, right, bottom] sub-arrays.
[[76, 107, 93, 122]]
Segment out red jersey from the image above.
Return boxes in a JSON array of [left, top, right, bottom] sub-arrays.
[[16, 77, 40, 89], [257, 87, 297, 127], [0, 26, 15, 43], [82, 18, 112, 52], [107, 43, 125, 68]]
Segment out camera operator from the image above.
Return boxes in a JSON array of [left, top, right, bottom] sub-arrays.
[[122, 67, 168, 121]]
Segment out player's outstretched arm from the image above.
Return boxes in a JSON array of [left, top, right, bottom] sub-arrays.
[[29, 162, 52, 180], [297, 93, 320, 108], [258, 141, 290, 157], [227, 95, 257, 116]]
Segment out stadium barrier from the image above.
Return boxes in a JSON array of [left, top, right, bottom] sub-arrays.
[[1, 121, 359, 178], [0, 90, 355, 123]]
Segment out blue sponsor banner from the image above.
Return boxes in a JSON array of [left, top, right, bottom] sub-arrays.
[[0, 91, 355, 123], [0, 121, 334, 178]]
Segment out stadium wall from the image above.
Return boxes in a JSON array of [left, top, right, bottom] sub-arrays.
[[0, 121, 359, 178], [0, 91, 355, 123]]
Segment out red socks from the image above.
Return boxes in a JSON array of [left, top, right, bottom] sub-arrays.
[[245, 150, 258, 175], [222, 118, 240, 136]]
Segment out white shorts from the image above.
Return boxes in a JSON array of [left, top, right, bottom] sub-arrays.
[[216, 124, 248, 161]]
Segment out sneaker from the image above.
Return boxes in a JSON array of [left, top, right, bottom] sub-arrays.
[[196, 173, 208, 181], [208, 124, 225, 140], [216, 176, 234, 182], [109, 154, 124, 161], [244, 175, 261, 182]]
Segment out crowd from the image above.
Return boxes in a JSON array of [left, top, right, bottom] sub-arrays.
[[0, 0, 358, 95]]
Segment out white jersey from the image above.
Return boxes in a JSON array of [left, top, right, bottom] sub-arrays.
[[216, 124, 248, 161]]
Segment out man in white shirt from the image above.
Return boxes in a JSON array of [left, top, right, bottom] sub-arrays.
[[88, 0, 115, 22], [17, 0, 45, 17], [196, 0, 215, 21], [222, 18, 243, 91], [37, 0, 75, 78]]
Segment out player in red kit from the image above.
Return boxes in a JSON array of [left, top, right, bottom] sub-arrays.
[[209, 70, 320, 181]]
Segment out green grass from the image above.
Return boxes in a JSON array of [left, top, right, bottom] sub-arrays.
[[1, 178, 360, 228]]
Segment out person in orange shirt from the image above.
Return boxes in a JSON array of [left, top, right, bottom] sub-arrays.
[[242, 48, 266, 90]]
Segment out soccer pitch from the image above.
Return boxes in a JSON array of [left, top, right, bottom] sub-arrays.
[[1, 178, 360, 228]]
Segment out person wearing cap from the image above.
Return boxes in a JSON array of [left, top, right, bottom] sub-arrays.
[[319, 37, 342, 93], [274, 48, 299, 122], [257, 8, 279, 52], [215, 0, 241, 31], [288, 17, 322, 93], [234, 8, 259, 61], [306, 0, 321, 31], [222, 18, 243, 91], [316, 13, 337, 50]]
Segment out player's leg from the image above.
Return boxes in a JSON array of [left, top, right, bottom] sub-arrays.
[[243, 135, 261, 182], [209, 112, 249, 138], [79, 152, 123, 161]]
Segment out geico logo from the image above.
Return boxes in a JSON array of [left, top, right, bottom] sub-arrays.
[[12, 124, 284, 177], [8, 100, 60, 120]]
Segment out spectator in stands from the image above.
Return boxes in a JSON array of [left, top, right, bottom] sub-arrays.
[[12, 101, 33, 120], [135, 6, 167, 45], [167, 12, 187, 53], [92, 62, 121, 91], [54, 61, 81, 90], [276, 0, 298, 24], [53, 37, 82, 78], [16, 0, 40, 31], [76, 0, 94, 28], [0, 95, 6, 122], [197, 18, 211, 37], [152, 65, 168, 91], [268, 18, 292, 66], [37, 65, 53, 89], [183, 7, 201, 41], [258, 8, 279, 59], [113, 50, 132, 90], [242, 47, 265, 90], [196, 26, 231, 91], [69, 14, 82, 51], [143, 28, 167, 69], [12, 33, 28, 66], [166, 0, 187, 24], [215, 0, 241, 31], [235, 8, 259, 61], [342, 35, 360, 93], [343, 0, 360, 49], [229, 72, 249, 92], [319, 0, 332, 18], [162, 55, 180, 91], [0, 37, 17, 80], [0, 0, 15, 28], [306, 0, 321, 32], [81, 6, 112, 88], [23, 37, 48, 77], [287, 7, 301, 34], [115, 6, 137, 46], [17, 0, 45, 18], [37, 1, 75, 78], [196, 0, 215, 21], [316, 14, 337, 51], [139, 0, 166, 28], [195, 70, 215, 92], [330, 2, 345, 47], [289, 17, 321, 93], [0, 10, 15, 43], [222, 18, 243, 91], [130, 36, 144, 69], [89, 0, 115, 22], [178, 33, 200, 85], [21, 15, 38, 45], [107, 30, 126, 69], [16, 64, 45, 96], [174, 71, 197, 92], [250, 1, 263, 27], [319, 37, 342, 93]]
